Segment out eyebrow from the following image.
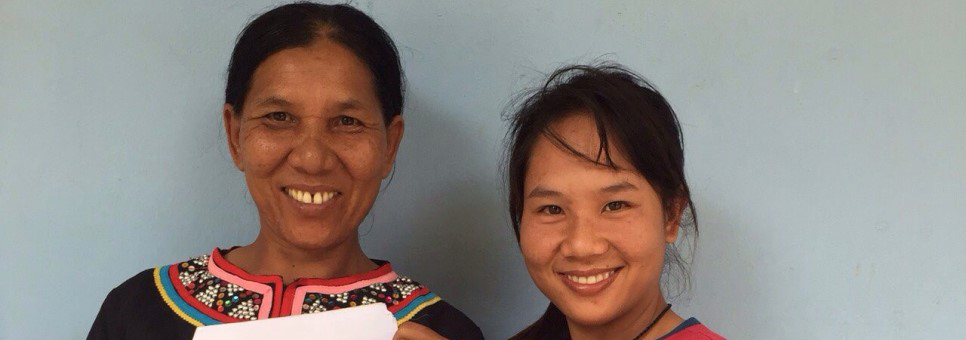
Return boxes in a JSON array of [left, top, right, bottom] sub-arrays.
[[254, 96, 367, 112], [601, 181, 638, 193], [526, 181, 637, 199], [253, 96, 293, 108], [332, 98, 365, 112], [527, 186, 562, 199]]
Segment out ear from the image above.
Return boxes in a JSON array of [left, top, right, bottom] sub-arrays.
[[381, 115, 405, 178], [664, 197, 686, 244], [223, 103, 244, 171]]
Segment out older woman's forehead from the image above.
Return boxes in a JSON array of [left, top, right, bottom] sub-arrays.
[[242, 41, 380, 114]]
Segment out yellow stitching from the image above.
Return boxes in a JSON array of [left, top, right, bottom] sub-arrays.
[[395, 296, 442, 325], [153, 267, 204, 327]]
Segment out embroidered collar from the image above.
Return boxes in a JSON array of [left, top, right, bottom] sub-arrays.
[[153, 248, 440, 327]]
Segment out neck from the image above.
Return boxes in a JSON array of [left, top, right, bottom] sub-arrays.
[[568, 291, 683, 340], [225, 231, 376, 284]]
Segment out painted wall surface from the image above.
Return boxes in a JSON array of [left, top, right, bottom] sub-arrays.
[[1, 1, 964, 339]]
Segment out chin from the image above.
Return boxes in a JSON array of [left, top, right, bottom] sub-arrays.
[[555, 300, 621, 327], [280, 224, 351, 250], [538, 283, 620, 327]]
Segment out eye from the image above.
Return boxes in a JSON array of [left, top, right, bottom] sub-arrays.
[[538, 205, 564, 215], [603, 201, 629, 212], [266, 111, 292, 122], [338, 116, 360, 126]]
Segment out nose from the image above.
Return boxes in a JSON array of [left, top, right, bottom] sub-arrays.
[[288, 124, 336, 175], [560, 215, 609, 259]]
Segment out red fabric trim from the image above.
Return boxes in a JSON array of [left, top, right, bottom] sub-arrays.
[[209, 248, 393, 286], [387, 286, 431, 313], [210, 248, 289, 317], [166, 264, 243, 323], [209, 248, 284, 285], [207, 247, 397, 318], [287, 263, 394, 287], [661, 324, 726, 340], [276, 263, 394, 317], [278, 284, 298, 317], [269, 281, 284, 318]]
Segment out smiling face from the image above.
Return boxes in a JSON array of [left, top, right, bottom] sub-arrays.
[[223, 38, 403, 251], [519, 113, 679, 327]]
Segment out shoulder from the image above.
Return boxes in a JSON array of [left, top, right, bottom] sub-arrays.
[[104, 253, 211, 312], [387, 274, 483, 340], [104, 267, 161, 307], [659, 318, 726, 340], [97, 266, 180, 322], [89, 267, 196, 339]]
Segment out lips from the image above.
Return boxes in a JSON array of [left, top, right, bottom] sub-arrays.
[[283, 187, 340, 205], [564, 270, 614, 285], [557, 267, 622, 295]]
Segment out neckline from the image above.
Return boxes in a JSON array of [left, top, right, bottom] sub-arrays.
[[655, 317, 701, 340], [208, 247, 395, 287]]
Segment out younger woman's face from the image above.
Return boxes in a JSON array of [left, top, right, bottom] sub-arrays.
[[519, 113, 679, 327]]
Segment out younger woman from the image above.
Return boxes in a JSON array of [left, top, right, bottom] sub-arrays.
[[505, 64, 725, 339]]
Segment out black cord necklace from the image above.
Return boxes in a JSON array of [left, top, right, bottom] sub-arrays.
[[631, 303, 672, 340]]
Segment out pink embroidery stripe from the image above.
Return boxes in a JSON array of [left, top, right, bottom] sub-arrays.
[[207, 256, 274, 320], [289, 271, 398, 315]]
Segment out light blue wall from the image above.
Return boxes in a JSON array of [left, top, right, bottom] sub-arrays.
[[2, 1, 964, 339]]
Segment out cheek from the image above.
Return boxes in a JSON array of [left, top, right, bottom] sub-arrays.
[[605, 217, 668, 267], [610, 235, 663, 262], [240, 130, 291, 176], [518, 221, 557, 269], [337, 136, 388, 180]]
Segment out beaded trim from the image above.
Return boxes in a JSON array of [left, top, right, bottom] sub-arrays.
[[153, 266, 222, 326], [154, 251, 441, 327], [177, 255, 263, 321]]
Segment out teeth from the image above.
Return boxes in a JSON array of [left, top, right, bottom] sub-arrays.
[[286, 188, 337, 205], [566, 271, 614, 285]]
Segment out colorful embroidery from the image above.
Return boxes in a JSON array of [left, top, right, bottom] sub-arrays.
[[153, 249, 441, 327], [393, 292, 442, 324], [175, 255, 262, 321], [153, 266, 222, 326], [297, 277, 441, 321]]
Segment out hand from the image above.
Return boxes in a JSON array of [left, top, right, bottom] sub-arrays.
[[393, 321, 448, 340]]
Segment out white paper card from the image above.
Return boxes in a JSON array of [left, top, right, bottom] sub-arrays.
[[191, 303, 398, 340]]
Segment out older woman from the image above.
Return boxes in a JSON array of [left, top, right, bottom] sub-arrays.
[[87, 3, 481, 339]]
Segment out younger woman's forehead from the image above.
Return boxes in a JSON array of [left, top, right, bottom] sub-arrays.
[[525, 133, 643, 189], [540, 114, 634, 171]]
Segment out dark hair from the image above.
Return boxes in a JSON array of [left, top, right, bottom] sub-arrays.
[[225, 2, 404, 123], [505, 64, 698, 340]]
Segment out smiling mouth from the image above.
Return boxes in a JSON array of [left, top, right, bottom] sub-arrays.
[[284, 188, 339, 205], [565, 270, 615, 285], [557, 267, 622, 295]]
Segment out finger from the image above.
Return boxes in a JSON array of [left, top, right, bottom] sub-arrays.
[[393, 322, 447, 340]]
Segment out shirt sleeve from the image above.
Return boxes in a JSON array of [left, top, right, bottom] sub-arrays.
[[408, 300, 484, 340], [87, 286, 124, 340]]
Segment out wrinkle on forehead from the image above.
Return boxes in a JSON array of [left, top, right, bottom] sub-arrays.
[[242, 39, 380, 118]]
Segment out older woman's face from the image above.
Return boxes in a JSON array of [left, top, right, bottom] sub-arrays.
[[224, 39, 403, 250]]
